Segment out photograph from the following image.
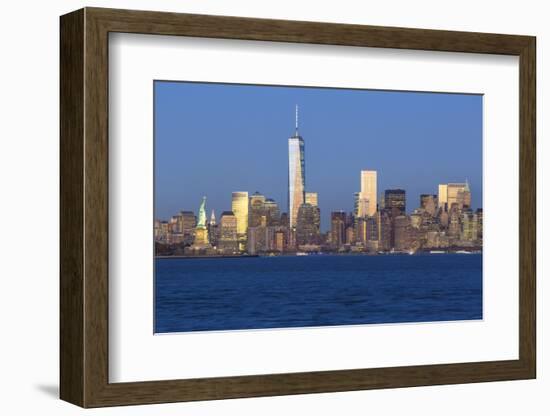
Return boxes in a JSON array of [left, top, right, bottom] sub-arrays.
[[153, 81, 483, 333], [50, 4, 539, 410]]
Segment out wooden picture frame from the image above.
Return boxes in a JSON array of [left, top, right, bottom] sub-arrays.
[[60, 7, 536, 408]]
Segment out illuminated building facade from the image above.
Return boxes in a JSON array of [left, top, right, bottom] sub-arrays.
[[219, 211, 238, 253], [359, 170, 377, 217], [288, 106, 306, 230], [232, 191, 249, 250], [305, 192, 318, 207], [439, 182, 471, 210]]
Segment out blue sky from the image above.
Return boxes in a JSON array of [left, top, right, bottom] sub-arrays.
[[154, 81, 482, 231]]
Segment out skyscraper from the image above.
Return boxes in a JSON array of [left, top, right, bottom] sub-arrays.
[[219, 211, 238, 253], [438, 184, 448, 209], [356, 195, 370, 218], [263, 198, 281, 226], [447, 182, 468, 209], [305, 192, 318, 207], [353, 192, 361, 218], [330, 211, 346, 248], [461, 210, 478, 242], [359, 170, 377, 217], [420, 194, 438, 216], [296, 203, 321, 246], [476, 208, 483, 242], [394, 215, 412, 251], [208, 210, 219, 248], [288, 105, 306, 230], [249, 191, 266, 227], [439, 182, 471, 210], [384, 189, 406, 215], [231, 191, 249, 250], [177, 210, 197, 245]]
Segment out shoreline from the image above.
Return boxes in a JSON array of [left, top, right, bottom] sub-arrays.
[[155, 250, 482, 259], [155, 254, 260, 260]]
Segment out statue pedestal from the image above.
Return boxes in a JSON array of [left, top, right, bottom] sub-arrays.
[[188, 227, 214, 253], [193, 227, 209, 247]]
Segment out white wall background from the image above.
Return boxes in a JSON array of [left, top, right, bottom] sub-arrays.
[[0, 0, 545, 414]]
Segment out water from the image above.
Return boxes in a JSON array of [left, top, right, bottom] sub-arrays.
[[154, 254, 482, 333]]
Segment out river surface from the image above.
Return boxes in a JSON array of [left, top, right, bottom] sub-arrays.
[[154, 254, 482, 333]]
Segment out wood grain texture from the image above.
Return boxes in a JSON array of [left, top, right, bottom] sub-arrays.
[[518, 38, 536, 375], [59, 8, 84, 407], [59, 7, 537, 408]]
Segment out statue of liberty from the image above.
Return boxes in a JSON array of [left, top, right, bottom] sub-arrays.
[[197, 196, 207, 229], [192, 196, 210, 248]]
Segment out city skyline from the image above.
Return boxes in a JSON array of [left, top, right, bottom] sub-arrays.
[[154, 81, 482, 232]]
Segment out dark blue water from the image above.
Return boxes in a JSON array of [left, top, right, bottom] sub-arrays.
[[154, 254, 482, 333]]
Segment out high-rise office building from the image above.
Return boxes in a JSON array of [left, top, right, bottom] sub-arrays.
[[247, 226, 268, 255], [263, 198, 281, 226], [355, 216, 367, 244], [274, 230, 286, 252], [249, 191, 266, 227], [394, 215, 413, 251], [219, 211, 238, 253], [378, 192, 386, 210], [447, 204, 461, 238], [176, 211, 197, 245], [305, 192, 318, 207], [359, 170, 377, 217], [461, 210, 478, 242], [330, 211, 346, 248], [345, 226, 356, 245], [232, 191, 249, 250], [353, 192, 361, 217], [356, 194, 370, 218], [438, 184, 448, 209], [154, 220, 170, 243], [364, 215, 379, 251], [438, 209, 449, 229], [439, 182, 471, 210], [377, 210, 392, 251], [208, 209, 218, 247], [447, 182, 471, 209], [288, 105, 306, 230], [384, 189, 406, 215], [420, 194, 438, 216], [476, 208, 483, 242], [249, 191, 265, 207], [365, 216, 378, 242], [296, 203, 321, 246]]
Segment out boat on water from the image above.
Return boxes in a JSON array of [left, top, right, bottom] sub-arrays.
[[296, 252, 308, 256], [430, 250, 446, 254], [455, 250, 472, 254]]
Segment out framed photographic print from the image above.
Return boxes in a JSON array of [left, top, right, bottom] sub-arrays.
[[60, 7, 536, 408]]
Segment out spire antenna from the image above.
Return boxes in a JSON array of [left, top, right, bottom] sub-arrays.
[[295, 104, 299, 135]]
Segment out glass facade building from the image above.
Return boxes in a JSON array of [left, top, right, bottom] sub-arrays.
[[359, 170, 377, 217], [288, 130, 305, 230], [385, 189, 406, 215], [231, 191, 249, 249], [305, 192, 318, 207], [438, 182, 471, 210], [296, 203, 321, 245]]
